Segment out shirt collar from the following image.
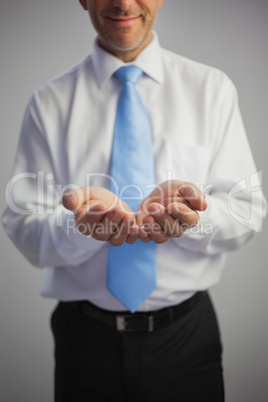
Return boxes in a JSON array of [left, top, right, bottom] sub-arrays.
[[92, 32, 164, 88]]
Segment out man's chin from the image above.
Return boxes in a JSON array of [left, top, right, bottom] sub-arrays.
[[100, 37, 144, 54]]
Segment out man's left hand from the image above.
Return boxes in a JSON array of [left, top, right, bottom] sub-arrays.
[[136, 180, 207, 244]]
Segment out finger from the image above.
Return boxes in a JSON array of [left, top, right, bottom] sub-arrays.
[[178, 183, 207, 211], [62, 188, 87, 212], [139, 224, 152, 243], [109, 216, 135, 246], [126, 225, 139, 244], [143, 215, 169, 244], [94, 207, 125, 241], [148, 203, 182, 237], [167, 202, 200, 230]]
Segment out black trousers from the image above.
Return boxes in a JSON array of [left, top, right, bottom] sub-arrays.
[[51, 292, 224, 402]]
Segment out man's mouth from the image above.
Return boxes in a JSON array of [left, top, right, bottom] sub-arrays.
[[106, 16, 141, 27], [103, 9, 143, 27]]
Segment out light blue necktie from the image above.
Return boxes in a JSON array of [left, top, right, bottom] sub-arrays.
[[107, 66, 157, 313]]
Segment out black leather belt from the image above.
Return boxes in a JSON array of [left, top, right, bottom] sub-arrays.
[[78, 292, 204, 333]]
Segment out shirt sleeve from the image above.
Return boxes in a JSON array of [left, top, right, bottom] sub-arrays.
[[2, 95, 105, 268], [172, 75, 267, 255]]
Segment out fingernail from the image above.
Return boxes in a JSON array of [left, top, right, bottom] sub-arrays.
[[147, 205, 155, 213], [131, 225, 139, 234], [139, 226, 147, 238]]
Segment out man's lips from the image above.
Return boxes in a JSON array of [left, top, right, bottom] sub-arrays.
[[106, 16, 141, 27]]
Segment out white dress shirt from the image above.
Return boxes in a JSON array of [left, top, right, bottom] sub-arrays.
[[2, 33, 266, 311]]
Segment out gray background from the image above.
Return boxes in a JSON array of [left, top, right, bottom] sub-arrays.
[[0, 0, 267, 401]]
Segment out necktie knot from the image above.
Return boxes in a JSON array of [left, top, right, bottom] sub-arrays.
[[115, 65, 143, 85]]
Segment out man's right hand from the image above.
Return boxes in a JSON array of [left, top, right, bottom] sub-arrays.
[[62, 187, 139, 246]]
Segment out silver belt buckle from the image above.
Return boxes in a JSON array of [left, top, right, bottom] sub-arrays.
[[116, 314, 154, 332], [116, 316, 127, 331], [148, 315, 154, 332]]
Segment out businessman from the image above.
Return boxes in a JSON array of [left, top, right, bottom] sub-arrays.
[[2, 1, 266, 401]]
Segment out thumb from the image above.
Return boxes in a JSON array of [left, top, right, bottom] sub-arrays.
[[62, 188, 87, 212], [178, 183, 207, 211]]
